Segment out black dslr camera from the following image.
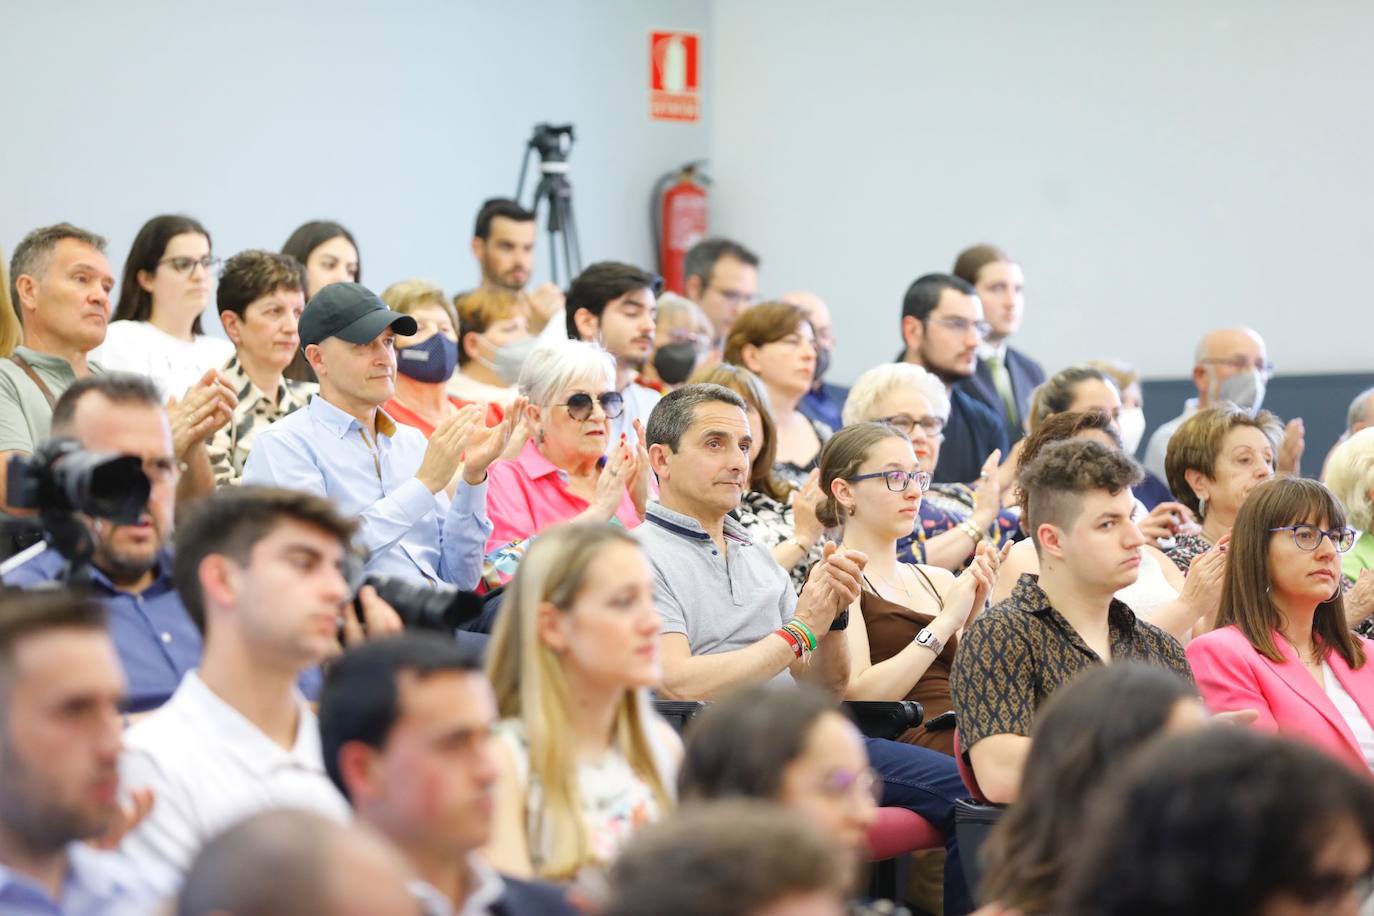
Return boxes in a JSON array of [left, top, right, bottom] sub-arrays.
[[351, 575, 486, 634], [7, 437, 150, 523]]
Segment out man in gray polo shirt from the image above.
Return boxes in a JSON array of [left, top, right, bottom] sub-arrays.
[[638, 383, 862, 699], [0, 223, 113, 509], [638, 383, 976, 915]]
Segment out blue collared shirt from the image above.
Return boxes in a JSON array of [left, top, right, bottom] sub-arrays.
[[3, 548, 200, 713], [241, 395, 491, 589], [0, 843, 155, 915], [3, 547, 324, 706]]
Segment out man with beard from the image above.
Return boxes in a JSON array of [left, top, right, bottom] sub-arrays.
[[566, 261, 662, 443], [782, 290, 848, 432], [470, 198, 567, 344], [0, 590, 154, 913], [898, 273, 1009, 484], [3, 373, 200, 713]]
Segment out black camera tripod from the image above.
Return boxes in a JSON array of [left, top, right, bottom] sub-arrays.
[[514, 122, 583, 287]]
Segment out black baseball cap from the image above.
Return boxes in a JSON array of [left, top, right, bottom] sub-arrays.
[[298, 282, 418, 347]]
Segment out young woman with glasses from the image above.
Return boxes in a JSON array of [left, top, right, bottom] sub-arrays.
[[94, 214, 234, 397], [484, 340, 648, 561], [818, 421, 1002, 754], [843, 362, 1020, 572], [1188, 476, 1374, 773]]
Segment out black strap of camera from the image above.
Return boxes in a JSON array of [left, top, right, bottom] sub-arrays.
[[8, 355, 57, 410]]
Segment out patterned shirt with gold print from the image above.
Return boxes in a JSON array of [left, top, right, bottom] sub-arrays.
[[951, 573, 1193, 750]]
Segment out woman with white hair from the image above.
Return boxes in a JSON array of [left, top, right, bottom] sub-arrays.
[[1325, 427, 1374, 635], [487, 523, 679, 886], [483, 340, 648, 555], [843, 363, 1019, 571]]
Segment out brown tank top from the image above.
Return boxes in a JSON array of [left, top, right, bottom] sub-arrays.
[[860, 566, 956, 755]]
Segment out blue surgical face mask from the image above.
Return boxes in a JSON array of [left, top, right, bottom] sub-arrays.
[[396, 334, 459, 384]]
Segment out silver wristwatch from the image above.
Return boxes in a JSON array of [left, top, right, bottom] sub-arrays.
[[913, 627, 943, 655]]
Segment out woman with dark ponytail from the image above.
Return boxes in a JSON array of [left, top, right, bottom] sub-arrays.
[[820, 421, 1003, 754]]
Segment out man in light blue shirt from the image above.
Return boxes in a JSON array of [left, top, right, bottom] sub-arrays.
[[0, 590, 157, 915], [244, 283, 515, 590]]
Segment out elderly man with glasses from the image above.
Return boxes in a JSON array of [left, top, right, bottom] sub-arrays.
[[1143, 326, 1304, 481], [897, 272, 1010, 485]]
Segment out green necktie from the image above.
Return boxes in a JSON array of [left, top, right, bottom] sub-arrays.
[[985, 352, 1019, 426]]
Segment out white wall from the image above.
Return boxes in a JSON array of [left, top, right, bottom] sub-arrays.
[[0, 0, 709, 328], [709, 1, 1374, 384]]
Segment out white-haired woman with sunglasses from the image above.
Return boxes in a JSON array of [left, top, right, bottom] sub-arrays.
[[484, 340, 649, 555]]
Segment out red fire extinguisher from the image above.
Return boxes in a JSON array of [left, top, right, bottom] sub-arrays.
[[652, 162, 709, 294]]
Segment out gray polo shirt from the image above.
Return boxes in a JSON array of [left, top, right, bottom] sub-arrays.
[[636, 501, 796, 682], [0, 346, 97, 453]]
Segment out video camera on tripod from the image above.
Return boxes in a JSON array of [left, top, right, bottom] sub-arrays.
[[515, 121, 582, 286]]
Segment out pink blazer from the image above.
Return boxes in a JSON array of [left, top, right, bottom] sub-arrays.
[[1187, 625, 1374, 774]]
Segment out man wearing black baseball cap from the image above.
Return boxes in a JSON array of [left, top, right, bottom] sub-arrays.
[[243, 283, 521, 590]]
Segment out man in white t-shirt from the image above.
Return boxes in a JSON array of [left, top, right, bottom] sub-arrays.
[[566, 261, 662, 444], [112, 486, 404, 895]]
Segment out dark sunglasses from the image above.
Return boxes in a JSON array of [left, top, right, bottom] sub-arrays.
[[559, 391, 624, 421]]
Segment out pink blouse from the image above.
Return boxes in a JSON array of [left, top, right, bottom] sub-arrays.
[[484, 439, 642, 553]]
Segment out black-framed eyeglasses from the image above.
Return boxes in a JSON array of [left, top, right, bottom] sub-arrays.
[[847, 469, 932, 493], [881, 413, 946, 438], [1268, 524, 1356, 553], [157, 254, 221, 276], [559, 391, 624, 421]]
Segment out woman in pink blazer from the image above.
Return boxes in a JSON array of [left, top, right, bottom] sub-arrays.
[[1188, 477, 1374, 774]]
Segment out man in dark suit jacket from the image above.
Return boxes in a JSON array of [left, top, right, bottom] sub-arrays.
[[899, 273, 1009, 484], [951, 244, 1046, 443], [320, 635, 577, 916]]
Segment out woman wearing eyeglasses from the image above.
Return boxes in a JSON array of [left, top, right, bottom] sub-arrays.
[[820, 421, 1001, 754], [843, 363, 1020, 572], [1188, 476, 1374, 774], [484, 340, 648, 557], [677, 684, 882, 903], [94, 214, 234, 397]]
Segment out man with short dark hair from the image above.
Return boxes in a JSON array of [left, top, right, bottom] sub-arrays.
[[113, 486, 403, 892], [638, 384, 974, 914], [950, 439, 1192, 804], [320, 634, 575, 915], [899, 272, 1009, 484], [243, 283, 514, 589], [471, 198, 565, 342], [0, 590, 154, 913], [681, 237, 759, 342], [175, 809, 419, 916], [951, 244, 1045, 443], [3, 373, 201, 713], [209, 249, 316, 485], [0, 224, 112, 510], [566, 261, 662, 441]]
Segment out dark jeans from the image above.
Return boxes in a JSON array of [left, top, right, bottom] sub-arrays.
[[864, 736, 972, 915]]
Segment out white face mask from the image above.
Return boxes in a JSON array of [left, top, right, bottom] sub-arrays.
[[1211, 367, 1267, 415], [1118, 407, 1147, 456]]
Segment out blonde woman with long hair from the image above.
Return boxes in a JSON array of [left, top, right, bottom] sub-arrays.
[[486, 523, 679, 887]]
